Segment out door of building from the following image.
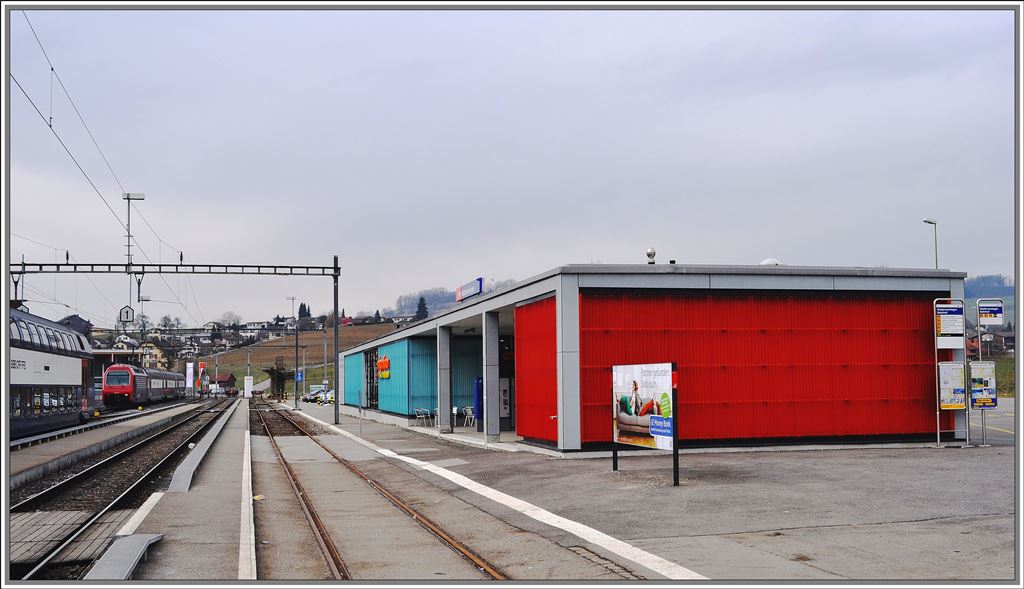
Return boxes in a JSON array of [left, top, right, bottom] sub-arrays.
[[364, 349, 379, 410]]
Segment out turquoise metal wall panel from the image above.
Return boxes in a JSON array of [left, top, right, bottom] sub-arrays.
[[377, 340, 410, 415], [451, 337, 482, 413], [408, 338, 438, 414], [344, 353, 364, 406]]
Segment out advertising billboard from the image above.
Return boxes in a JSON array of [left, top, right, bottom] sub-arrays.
[[612, 362, 675, 450], [938, 361, 966, 410], [186, 362, 194, 391], [969, 361, 997, 410], [244, 376, 254, 398]]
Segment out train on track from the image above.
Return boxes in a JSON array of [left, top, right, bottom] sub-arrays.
[[9, 308, 102, 439], [102, 364, 187, 408]]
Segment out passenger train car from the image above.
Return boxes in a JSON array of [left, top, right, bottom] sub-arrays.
[[102, 364, 186, 407], [9, 308, 98, 439]]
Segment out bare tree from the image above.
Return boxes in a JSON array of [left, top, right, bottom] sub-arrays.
[[219, 311, 242, 327]]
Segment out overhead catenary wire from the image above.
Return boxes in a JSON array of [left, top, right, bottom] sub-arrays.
[[19, 13, 203, 325], [23, 11, 127, 194], [11, 233, 118, 318], [12, 70, 199, 325]]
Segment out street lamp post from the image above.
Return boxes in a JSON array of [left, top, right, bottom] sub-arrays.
[[923, 218, 938, 269]]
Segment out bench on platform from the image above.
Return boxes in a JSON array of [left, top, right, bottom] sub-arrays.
[[83, 533, 163, 580]]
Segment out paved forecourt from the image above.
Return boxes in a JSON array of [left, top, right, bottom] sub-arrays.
[[296, 399, 1015, 581]]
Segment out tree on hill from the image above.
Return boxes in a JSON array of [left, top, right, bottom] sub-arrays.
[[415, 297, 428, 320], [373, 310, 382, 323], [298, 303, 311, 319], [219, 311, 242, 328], [159, 315, 175, 330], [965, 275, 1014, 298]]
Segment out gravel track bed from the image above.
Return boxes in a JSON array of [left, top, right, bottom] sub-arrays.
[[252, 403, 336, 437], [13, 401, 230, 512], [10, 402, 221, 505], [253, 406, 305, 437]]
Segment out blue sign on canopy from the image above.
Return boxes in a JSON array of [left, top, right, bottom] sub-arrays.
[[456, 277, 484, 302]]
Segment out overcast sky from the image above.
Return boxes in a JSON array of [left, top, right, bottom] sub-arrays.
[[7, 8, 1016, 328]]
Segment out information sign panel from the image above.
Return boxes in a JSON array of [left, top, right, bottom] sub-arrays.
[[186, 363, 194, 391], [938, 361, 966, 410], [935, 302, 965, 349], [612, 363, 674, 450], [969, 361, 997, 410], [296, 370, 304, 383], [244, 376, 254, 398], [119, 305, 135, 324], [978, 301, 1004, 326]]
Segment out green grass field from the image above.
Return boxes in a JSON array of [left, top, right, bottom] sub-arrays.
[[994, 355, 1016, 397]]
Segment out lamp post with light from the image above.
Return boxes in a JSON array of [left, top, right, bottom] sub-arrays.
[[923, 218, 938, 269]]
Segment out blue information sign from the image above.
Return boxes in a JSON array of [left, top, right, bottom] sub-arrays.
[[296, 371, 304, 383], [649, 415, 674, 437], [456, 277, 484, 302]]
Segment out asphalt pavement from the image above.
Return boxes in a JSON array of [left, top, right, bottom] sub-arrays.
[[293, 398, 1015, 581]]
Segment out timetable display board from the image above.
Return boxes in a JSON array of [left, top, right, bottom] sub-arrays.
[[938, 362, 966, 410], [978, 301, 1004, 326], [969, 361, 998, 410], [935, 302, 965, 349]]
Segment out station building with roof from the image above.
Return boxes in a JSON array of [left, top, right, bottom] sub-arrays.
[[339, 263, 967, 452]]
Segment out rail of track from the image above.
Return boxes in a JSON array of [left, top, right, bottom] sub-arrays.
[[253, 399, 508, 580], [11, 398, 234, 580]]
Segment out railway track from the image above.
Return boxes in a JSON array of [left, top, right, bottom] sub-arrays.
[[10, 399, 234, 580], [252, 400, 508, 580]]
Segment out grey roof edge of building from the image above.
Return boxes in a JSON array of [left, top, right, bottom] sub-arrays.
[[555, 263, 967, 278], [341, 263, 966, 358]]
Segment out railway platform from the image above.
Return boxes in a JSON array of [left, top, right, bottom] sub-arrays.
[[132, 398, 253, 580], [10, 403, 200, 490], [61, 396, 1012, 581]]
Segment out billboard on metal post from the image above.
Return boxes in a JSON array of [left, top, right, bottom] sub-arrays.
[[612, 362, 675, 450], [969, 361, 997, 410], [938, 361, 966, 410], [186, 362, 194, 390]]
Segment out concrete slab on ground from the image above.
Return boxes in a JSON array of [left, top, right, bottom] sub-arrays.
[[294, 401, 1015, 581], [132, 399, 249, 580], [249, 434, 333, 580]]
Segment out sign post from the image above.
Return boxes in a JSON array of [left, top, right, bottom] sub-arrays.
[[611, 362, 679, 486], [933, 299, 967, 448]]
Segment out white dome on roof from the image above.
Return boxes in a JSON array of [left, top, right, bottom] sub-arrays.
[[759, 258, 783, 266]]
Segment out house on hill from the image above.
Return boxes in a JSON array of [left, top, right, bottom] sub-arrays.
[[213, 373, 237, 390]]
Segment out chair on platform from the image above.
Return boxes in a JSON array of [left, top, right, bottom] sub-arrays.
[[463, 406, 476, 427], [414, 408, 429, 427]]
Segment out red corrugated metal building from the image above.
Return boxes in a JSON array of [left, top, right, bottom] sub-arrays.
[[342, 264, 966, 451]]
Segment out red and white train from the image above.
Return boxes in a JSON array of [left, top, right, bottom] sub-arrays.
[[102, 364, 187, 408]]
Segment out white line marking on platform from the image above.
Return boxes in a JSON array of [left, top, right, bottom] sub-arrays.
[[238, 429, 257, 580], [293, 407, 706, 580], [116, 492, 163, 536]]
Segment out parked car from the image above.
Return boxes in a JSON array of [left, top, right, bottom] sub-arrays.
[[301, 391, 320, 402], [315, 390, 335, 404]]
